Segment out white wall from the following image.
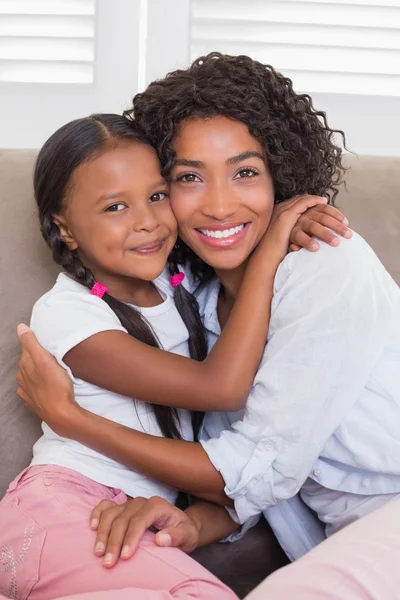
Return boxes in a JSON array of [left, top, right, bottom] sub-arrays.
[[313, 93, 400, 157], [0, 0, 142, 149], [0, 0, 399, 156]]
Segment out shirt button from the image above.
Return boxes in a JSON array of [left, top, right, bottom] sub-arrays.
[[362, 478, 370, 487], [265, 441, 275, 451], [313, 468, 321, 477]]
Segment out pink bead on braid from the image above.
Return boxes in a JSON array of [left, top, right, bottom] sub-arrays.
[[170, 272, 185, 287], [91, 282, 109, 299]]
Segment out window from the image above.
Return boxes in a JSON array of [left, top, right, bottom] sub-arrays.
[[191, 0, 400, 96], [0, 0, 96, 84]]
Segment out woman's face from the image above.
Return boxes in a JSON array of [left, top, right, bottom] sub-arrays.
[[169, 115, 274, 271]]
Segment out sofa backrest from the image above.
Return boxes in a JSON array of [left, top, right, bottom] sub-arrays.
[[0, 150, 399, 498]]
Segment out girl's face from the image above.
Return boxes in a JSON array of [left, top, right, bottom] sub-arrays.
[[170, 116, 274, 271], [54, 142, 177, 284]]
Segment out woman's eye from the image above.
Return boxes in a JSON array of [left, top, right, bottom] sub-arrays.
[[106, 203, 126, 212], [150, 191, 168, 202], [176, 173, 201, 183], [235, 168, 258, 179]]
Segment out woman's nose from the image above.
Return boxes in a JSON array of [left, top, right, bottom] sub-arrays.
[[201, 183, 237, 221]]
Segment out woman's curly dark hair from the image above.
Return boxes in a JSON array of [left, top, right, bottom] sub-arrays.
[[125, 52, 347, 283]]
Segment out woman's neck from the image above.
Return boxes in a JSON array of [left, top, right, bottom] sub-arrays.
[[215, 262, 247, 301], [215, 262, 247, 329]]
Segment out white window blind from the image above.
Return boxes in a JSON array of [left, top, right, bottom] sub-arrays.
[[191, 0, 400, 96], [0, 0, 96, 84]]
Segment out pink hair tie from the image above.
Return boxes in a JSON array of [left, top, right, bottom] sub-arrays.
[[170, 272, 185, 287], [91, 282, 109, 299]]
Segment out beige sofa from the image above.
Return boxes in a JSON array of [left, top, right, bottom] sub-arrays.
[[0, 151, 399, 598]]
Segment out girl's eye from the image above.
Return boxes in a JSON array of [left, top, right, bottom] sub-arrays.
[[235, 168, 258, 179], [106, 203, 126, 212], [150, 191, 169, 202], [176, 173, 201, 183]]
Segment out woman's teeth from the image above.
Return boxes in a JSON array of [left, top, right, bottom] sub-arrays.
[[199, 225, 244, 239]]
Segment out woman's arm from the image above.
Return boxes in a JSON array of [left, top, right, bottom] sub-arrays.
[[89, 496, 239, 567], [58, 195, 334, 412]]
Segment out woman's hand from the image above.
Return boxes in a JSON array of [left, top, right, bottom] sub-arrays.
[[16, 324, 80, 436], [289, 201, 352, 252], [90, 496, 201, 568]]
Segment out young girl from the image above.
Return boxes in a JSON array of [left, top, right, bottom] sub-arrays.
[[0, 112, 339, 600], [16, 53, 399, 571]]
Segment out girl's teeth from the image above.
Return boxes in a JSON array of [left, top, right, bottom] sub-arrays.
[[199, 225, 244, 239]]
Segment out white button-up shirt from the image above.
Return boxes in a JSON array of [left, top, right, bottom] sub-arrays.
[[194, 232, 400, 559]]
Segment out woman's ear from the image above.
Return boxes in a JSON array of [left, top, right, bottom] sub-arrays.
[[52, 214, 79, 251]]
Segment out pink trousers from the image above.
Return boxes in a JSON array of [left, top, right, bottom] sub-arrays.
[[0, 466, 237, 600], [247, 496, 400, 600]]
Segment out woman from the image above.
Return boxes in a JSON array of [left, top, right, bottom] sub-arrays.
[[16, 53, 399, 568]]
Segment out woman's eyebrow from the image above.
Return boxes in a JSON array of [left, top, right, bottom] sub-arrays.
[[174, 158, 205, 168], [227, 151, 265, 165]]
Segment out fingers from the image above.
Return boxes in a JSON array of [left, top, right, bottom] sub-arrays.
[[17, 323, 30, 337], [17, 325, 50, 366], [110, 510, 151, 562], [308, 212, 353, 239], [90, 499, 116, 531], [310, 203, 349, 225], [155, 522, 199, 554], [92, 497, 148, 567], [289, 230, 320, 252], [277, 195, 327, 214], [93, 503, 125, 561]]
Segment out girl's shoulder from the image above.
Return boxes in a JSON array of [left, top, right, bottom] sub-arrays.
[[30, 273, 126, 359]]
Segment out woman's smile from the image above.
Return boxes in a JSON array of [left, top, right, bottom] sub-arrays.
[[195, 222, 251, 248], [170, 115, 275, 272]]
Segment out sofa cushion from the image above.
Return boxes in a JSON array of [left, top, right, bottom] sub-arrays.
[[0, 150, 60, 498], [339, 155, 400, 285]]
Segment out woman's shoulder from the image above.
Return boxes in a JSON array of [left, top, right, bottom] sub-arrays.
[[277, 231, 384, 286]]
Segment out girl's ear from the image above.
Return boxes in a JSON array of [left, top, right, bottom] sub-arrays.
[[52, 214, 79, 251]]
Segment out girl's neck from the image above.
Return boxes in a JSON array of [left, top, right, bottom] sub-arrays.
[[90, 270, 162, 308]]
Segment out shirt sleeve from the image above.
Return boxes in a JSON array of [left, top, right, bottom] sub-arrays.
[[30, 282, 127, 380], [200, 233, 397, 523]]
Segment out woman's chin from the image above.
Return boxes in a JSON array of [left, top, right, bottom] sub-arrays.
[[192, 247, 250, 272]]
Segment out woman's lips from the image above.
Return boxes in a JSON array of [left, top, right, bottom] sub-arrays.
[[195, 223, 250, 249]]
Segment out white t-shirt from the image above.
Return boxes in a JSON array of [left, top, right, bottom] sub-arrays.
[[30, 272, 193, 503]]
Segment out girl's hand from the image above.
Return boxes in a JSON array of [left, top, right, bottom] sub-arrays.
[[16, 324, 79, 436], [90, 496, 200, 568], [289, 202, 352, 252], [254, 195, 351, 267]]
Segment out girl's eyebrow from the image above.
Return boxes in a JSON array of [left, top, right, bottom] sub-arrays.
[[173, 151, 264, 170], [97, 192, 123, 205]]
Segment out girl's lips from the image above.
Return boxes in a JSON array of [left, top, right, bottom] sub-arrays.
[[195, 223, 250, 249], [131, 239, 165, 255]]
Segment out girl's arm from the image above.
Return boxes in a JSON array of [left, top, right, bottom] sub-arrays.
[[59, 195, 331, 412], [18, 325, 225, 502]]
